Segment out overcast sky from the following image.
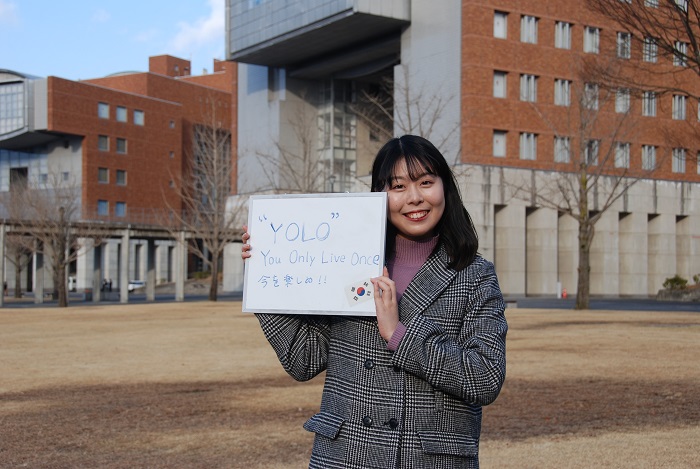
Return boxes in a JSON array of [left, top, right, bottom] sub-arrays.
[[0, 0, 226, 80]]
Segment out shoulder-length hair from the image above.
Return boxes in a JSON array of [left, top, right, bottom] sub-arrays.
[[371, 134, 478, 271]]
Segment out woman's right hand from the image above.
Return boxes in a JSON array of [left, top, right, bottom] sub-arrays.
[[241, 225, 252, 260]]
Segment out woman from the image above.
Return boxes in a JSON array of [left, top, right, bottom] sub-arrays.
[[241, 135, 507, 469]]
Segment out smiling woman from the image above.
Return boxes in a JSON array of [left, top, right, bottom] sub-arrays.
[[243, 135, 508, 469]]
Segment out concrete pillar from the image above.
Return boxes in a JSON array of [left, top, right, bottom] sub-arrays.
[[120, 230, 131, 303], [525, 207, 558, 295], [223, 242, 245, 293], [0, 224, 5, 307], [34, 248, 44, 304], [175, 231, 186, 302], [676, 215, 700, 282], [557, 214, 578, 296], [494, 204, 526, 296], [146, 239, 156, 301], [92, 242, 102, 303], [648, 214, 676, 294], [590, 211, 619, 295], [619, 212, 648, 296]]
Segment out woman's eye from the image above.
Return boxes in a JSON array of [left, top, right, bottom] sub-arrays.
[[391, 184, 404, 190], [421, 179, 433, 186]]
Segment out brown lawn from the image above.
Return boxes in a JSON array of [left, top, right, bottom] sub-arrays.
[[1, 302, 698, 468]]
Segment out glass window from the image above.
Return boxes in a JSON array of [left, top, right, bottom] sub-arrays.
[[98, 135, 109, 151], [615, 142, 630, 168], [493, 71, 507, 98], [672, 148, 686, 173], [642, 145, 656, 170], [674, 41, 688, 66], [584, 83, 599, 110], [673, 95, 687, 120], [116, 169, 127, 185], [98, 167, 109, 183], [616, 89, 631, 113], [554, 79, 571, 106], [643, 92, 657, 116], [521, 15, 538, 44], [134, 110, 145, 126], [584, 26, 600, 54], [643, 37, 658, 62], [520, 133, 537, 160], [585, 140, 600, 166], [98, 102, 109, 119], [115, 202, 127, 217], [116, 106, 127, 123], [493, 131, 507, 157], [116, 138, 127, 154], [520, 74, 538, 102], [554, 137, 571, 163], [617, 32, 631, 59], [494, 11, 508, 39], [0, 82, 25, 135], [555, 22, 572, 49], [97, 200, 109, 216]]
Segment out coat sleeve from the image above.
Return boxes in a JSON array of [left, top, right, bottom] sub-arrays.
[[255, 313, 331, 382], [391, 259, 507, 406]]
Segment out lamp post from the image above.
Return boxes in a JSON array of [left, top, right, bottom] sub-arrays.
[[329, 174, 336, 193]]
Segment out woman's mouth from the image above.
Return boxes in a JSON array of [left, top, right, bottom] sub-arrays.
[[405, 210, 429, 220]]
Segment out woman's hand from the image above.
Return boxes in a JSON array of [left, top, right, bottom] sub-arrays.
[[241, 225, 252, 260], [371, 267, 399, 342]]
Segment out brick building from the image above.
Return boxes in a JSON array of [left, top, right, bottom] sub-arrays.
[[0, 55, 237, 293], [225, 0, 699, 297]]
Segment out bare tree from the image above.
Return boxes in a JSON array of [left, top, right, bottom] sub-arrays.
[[256, 104, 327, 194], [515, 58, 663, 309], [164, 96, 243, 301], [351, 64, 463, 166], [587, 0, 700, 89], [4, 237, 33, 298], [2, 172, 108, 307]]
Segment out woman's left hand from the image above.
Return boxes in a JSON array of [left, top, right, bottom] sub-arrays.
[[371, 267, 399, 342]]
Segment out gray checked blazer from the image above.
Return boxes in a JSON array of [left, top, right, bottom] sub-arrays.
[[256, 244, 507, 469]]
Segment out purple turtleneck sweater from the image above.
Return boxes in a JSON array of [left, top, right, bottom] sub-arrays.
[[384, 235, 439, 351]]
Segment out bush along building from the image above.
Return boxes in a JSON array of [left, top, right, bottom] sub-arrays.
[[224, 0, 699, 304]]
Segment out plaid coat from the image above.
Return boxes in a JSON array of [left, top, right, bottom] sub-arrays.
[[256, 245, 507, 469]]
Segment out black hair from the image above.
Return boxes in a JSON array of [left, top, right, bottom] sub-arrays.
[[371, 135, 479, 271]]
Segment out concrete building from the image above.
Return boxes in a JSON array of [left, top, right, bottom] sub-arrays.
[[0, 56, 237, 296], [225, 0, 700, 297]]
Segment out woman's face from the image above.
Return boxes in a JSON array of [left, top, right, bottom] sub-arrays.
[[386, 159, 445, 241]]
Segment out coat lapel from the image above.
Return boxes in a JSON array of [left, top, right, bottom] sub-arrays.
[[398, 244, 457, 324]]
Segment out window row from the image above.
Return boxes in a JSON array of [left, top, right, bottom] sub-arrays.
[[493, 9, 689, 65], [98, 102, 145, 125], [98, 135, 128, 154], [494, 72, 697, 119], [97, 200, 127, 217], [97, 167, 127, 185], [492, 131, 698, 174]]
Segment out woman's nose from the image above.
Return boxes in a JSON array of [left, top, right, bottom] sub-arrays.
[[407, 184, 423, 203]]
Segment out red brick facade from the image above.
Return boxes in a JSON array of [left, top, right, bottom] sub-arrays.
[[45, 55, 237, 223], [462, 1, 700, 183]]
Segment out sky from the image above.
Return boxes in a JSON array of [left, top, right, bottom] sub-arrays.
[[0, 0, 226, 80]]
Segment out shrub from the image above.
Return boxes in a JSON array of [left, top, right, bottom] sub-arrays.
[[663, 275, 688, 290], [694, 274, 700, 285]]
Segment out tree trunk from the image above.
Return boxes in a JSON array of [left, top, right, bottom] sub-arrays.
[[208, 256, 219, 301], [14, 251, 22, 298], [576, 221, 592, 310]]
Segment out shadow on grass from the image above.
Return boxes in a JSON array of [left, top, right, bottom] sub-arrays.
[[1, 376, 697, 467]]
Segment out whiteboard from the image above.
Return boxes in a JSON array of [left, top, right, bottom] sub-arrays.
[[242, 192, 387, 316]]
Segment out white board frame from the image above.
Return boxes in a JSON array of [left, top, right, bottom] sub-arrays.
[[242, 192, 387, 316]]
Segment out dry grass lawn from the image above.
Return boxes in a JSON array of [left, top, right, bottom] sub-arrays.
[[1, 301, 698, 468]]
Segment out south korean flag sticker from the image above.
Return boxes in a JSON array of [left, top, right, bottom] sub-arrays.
[[345, 279, 374, 306]]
